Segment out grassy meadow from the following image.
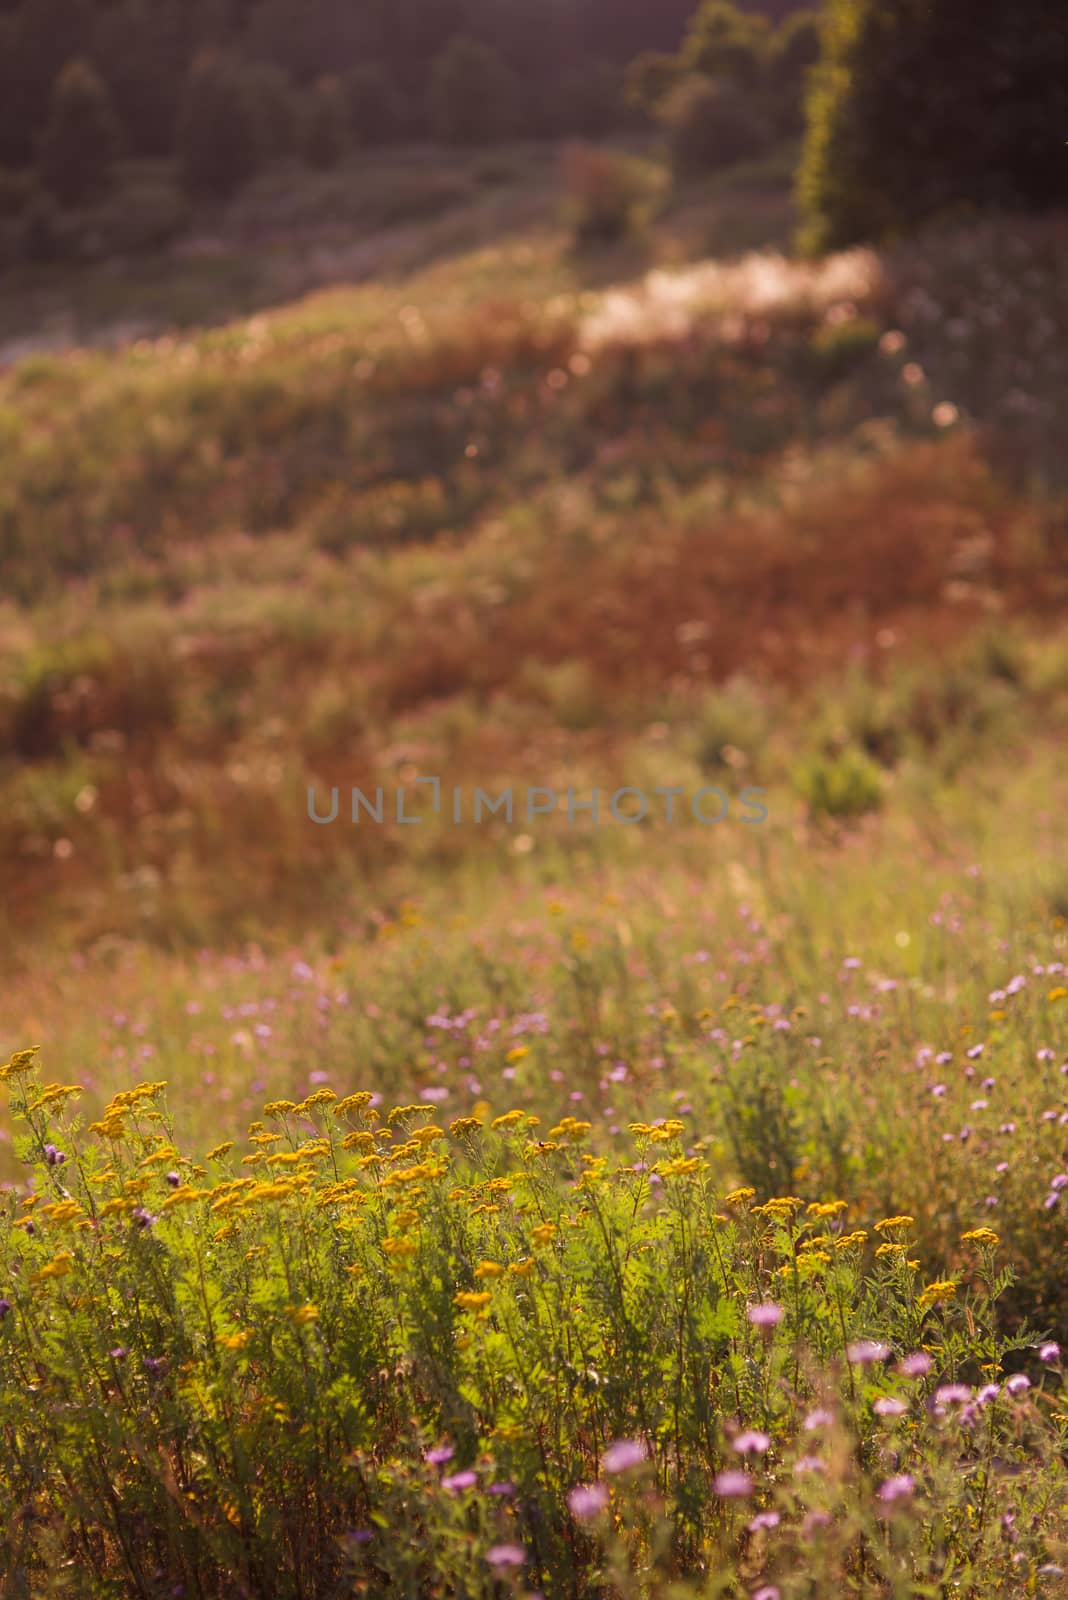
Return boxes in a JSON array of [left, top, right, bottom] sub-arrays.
[[3, 140, 1068, 1597]]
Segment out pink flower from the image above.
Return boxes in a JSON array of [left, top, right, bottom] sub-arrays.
[[713, 1469, 754, 1498], [747, 1302, 784, 1328], [1040, 1342, 1061, 1363], [486, 1544, 525, 1569], [748, 1511, 781, 1532], [873, 1396, 907, 1417], [425, 1445, 454, 1465], [847, 1340, 890, 1365], [898, 1351, 932, 1377], [934, 1383, 971, 1408], [793, 1456, 824, 1475], [603, 1438, 647, 1475], [753, 1588, 781, 1600], [733, 1431, 771, 1455], [878, 1473, 915, 1504], [1004, 1373, 1030, 1395], [442, 1470, 477, 1493], [803, 1407, 833, 1431], [568, 1483, 609, 1520]]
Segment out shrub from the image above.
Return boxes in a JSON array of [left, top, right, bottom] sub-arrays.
[[38, 59, 121, 208], [799, 0, 1068, 253], [561, 143, 656, 247], [662, 75, 771, 177], [795, 743, 883, 819], [301, 76, 349, 170], [176, 54, 261, 199], [346, 63, 405, 146], [92, 176, 190, 255], [428, 37, 517, 146]]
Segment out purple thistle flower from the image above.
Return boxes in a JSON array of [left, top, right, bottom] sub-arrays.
[[803, 1407, 834, 1431], [753, 1588, 781, 1600], [935, 1383, 971, 1406], [166, 1171, 181, 1188], [569, 1482, 609, 1519], [878, 1473, 915, 1504], [793, 1455, 825, 1475], [747, 1302, 784, 1328], [441, 1470, 477, 1493], [425, 1445, 454, 1465], [603, 1438, 647, 1475], [488, 1480, 515, 1496], [748, 1511, 781, 1533], [977, 1383, 1001, 1405], [1004, 1373, 1030, 1395], [733, 1430, 770, 1455], [847, 1340, 890, 1365], [873, 1396, 907, 1417], [713, 1469, 753, 1498], [0, 1297, 11, 1320], [43, 1144, 67, 1167], [131, 1207, 157, 1230], [1040, 1342, 1060, 1364], [485, 1544, 526, 1569], [108, 1345, 129, 1360], [802, 1510, 832, 1537]]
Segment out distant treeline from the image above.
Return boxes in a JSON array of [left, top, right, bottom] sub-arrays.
[[0, 0, 729, 171]]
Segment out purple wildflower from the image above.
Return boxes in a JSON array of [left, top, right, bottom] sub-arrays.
[[873, 1396, 907, 1417], [733, 1431, 771, 1455], [803, 1407, 833, 1431], [878, 1474, 915, 1504], [793, 1456, 825, 1475], [569, 1483, 609, 1519], [486, 1544, 526, 1569], [1004, 1373, 1030, 1396], [748, 1511, 781, 1533], [442, 1470, 478, 1493], [1040, 1342, 1060, 1364], [847, 1340, 890, 1365], [0, 1297, 10, 1319], [935, 1384, 971, 1405], [899, 1349, 933, 1377], [713, 1470, 754, 1498], [425, 1445, 455, 1466], [603, 1438, 647, 1475], [747, 1302, 784, 1328], [488, 1480, 515, 1496]]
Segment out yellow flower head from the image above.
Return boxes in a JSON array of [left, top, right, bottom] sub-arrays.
[[724, 1187, 757, 1208], [873, 1216, 915, 1233], [960, 1228, 999, 1249]]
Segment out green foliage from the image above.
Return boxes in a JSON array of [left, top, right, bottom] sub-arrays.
[[0, 1047, 1063, 1597], [428, 37, 518, 146], [300, 76, 349, 171], [662, 75, 771, 177], [795, 743, 883, 819], [766, 8, 821, 135], [38, 59, 121, 208], [800, 0, 1068, 253], [176, 53, 262, 199], [681, 0, 772, 90], [624, 50, 683, 118], [561, 142, 659, 246]]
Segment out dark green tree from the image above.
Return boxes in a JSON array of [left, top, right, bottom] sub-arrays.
[[176, 53, 261, 198], [301, 76, 349, 170], [800, 0, 1068, 252], [428, 36, 517, 145], [346, 64, 405, 146], [682, 1, 772, 92], [39, 59, 121, 207]]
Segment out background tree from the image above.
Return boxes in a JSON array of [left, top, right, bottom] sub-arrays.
[[301, 77, 349, 171], [39, 60, 121, 208], [243, 62, 301, 165], [800, 0, 1068, 252], [428, 37, 518, 146], [681, 1, 772, 92], [662, 75, 770, 177], [346, 65, 405, 147], [765, 9, 821, 134], [176, 53, 261, 199]]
